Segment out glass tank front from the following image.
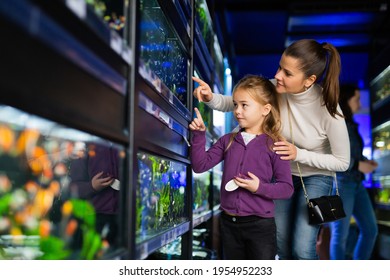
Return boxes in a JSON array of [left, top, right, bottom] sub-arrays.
[[371, 65, 390, 106], [372, 121, 390, 206], [0, 105, 125, 259], [136, 151, 188, 243], [86, 0, 126, 37], [139, 0, 188, 107], [192, 171, 210, 217], [195, 0, 214, 51]]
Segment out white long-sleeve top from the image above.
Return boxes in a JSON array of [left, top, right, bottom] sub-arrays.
[[205, 81, 350, 177]]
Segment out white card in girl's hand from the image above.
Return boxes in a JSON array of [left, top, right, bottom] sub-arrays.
[[225, 179, 239, 192], [110, 179, 120, 190]]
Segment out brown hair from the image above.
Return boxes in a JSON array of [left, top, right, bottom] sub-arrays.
[[225, 75, 282, 151], [339, 84, 359, 123], [284, 39, 342, 118]]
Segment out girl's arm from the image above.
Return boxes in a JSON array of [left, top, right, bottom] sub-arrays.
[[190, 108, 225, 173]]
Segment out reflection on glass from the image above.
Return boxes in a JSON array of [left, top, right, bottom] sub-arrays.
[[0, 105, 124, 259], [139, 0, 188, 106], [136, 151, 187, 243], [192, 171, 210, 216]]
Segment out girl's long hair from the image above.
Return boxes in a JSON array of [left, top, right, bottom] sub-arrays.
[[225, 75, 282, 151]]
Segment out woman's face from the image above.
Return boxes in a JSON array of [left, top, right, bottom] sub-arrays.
[[348, 89, 361, 114], [274, 54, 314, 94]]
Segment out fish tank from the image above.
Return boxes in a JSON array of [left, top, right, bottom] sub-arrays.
[[136, 151, 188, 244], [213, 35, 225, 91], [139, 0, 189, 108], [195, 0, 214, 51], [0, 105, 125, 260], [371, 66, 390, 107], [83, 0, 127, 37], [192, 171, 211, 217], [372, 121, 390, 207], [147, 231, 217, 260]]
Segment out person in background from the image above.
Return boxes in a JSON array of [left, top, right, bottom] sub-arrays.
[[69, 142, 121, 247], [190, 75, 294, 260], [192, 39, 350, 259], [330, 84, 378, 260]]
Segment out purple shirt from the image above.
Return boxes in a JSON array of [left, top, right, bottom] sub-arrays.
[[69, 143, 119, 214], [191, 130, 293, 218]]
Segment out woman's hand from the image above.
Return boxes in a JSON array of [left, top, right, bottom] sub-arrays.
[[192, 76, 213, 102], [273, 140, 297, 160], [189, 108, 206, 131], [234, 172, 260, 193], [91, 171, 114, 191]]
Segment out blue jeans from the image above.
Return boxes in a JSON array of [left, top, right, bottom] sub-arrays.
[[330, 179, 378, 259], [275, 175, 333, 260]]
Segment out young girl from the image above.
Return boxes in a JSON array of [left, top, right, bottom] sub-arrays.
[[190, 75, 294, 260], [193, 39, 350, 259]]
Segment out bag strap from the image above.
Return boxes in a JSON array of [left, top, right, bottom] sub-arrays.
[[286, 98, 339, 205]]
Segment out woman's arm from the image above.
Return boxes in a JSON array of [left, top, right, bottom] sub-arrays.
[[193, 77, 234, 112], [294, 115, 350, 172]]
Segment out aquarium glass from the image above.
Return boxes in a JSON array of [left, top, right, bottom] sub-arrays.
[[192, 171, 210, 217], [136, 151, 188, 243], [139, 0, 188, 106], [195, 0, 214, 50], [86, 0, 126, 37], [0, 105, 125, 259], [371, 66, 390, 105]]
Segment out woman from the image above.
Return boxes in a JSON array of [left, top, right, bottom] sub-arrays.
[[190, 75, 293, 259], [330, 84, 378, 260], [192, 39, 350, 259]]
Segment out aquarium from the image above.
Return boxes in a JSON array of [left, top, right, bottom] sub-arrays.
[[139, 0, 188, 107], [136, 151, 188, 243], [192, 171, 210, 217], [372, 121, 390, 206], [195, 0, 214, 51], [371, 66, 390, 107], [84, 0, 127, 37], [0, 105, 125, 259], [148, 230, 216, 260]]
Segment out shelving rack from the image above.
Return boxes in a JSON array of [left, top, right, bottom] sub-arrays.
[[0, 0, 225, 260], [370, 39, 390, 259]]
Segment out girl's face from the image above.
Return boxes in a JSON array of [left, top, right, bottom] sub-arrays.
[[348, 89, 361, 114], [274, 54, 315, 94], [233, 88, 271, 135]]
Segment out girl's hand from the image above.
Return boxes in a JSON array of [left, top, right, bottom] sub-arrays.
[[359, 160, 378, 174], [192, 77, 213, 102], [189, 108, 206, 131], [234, 172, 260, 193], [91, 171, 114, 191], [273, 140, 297, 160]]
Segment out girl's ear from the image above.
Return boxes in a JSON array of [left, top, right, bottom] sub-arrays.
[[262, 104, 272, 116]]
